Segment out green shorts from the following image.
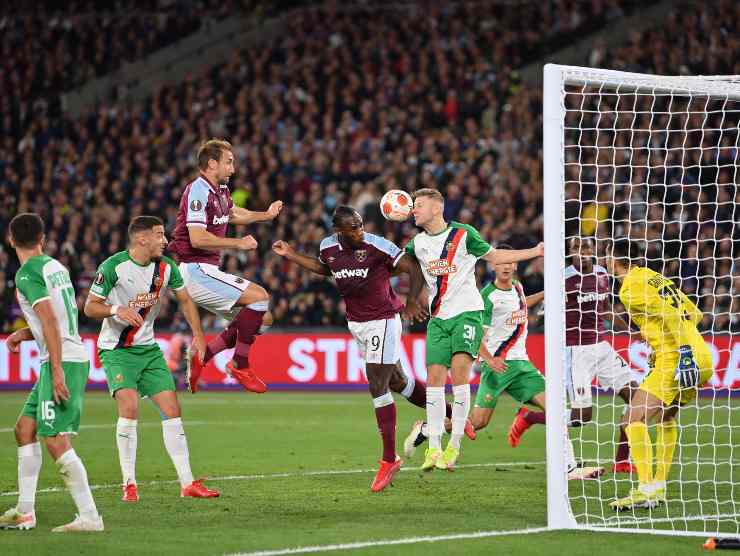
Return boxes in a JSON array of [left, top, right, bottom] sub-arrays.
[[99, 344, 175, 398], [20, 361, 90, 437], [426, 311, 484, 368], [474, 359, 545, 409]]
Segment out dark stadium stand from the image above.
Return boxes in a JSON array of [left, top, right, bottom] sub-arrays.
[[1, 0, 737, 333]]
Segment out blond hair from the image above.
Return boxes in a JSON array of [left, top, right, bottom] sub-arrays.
[[197, 139, 233, 170], [412, 188, 444, 204]]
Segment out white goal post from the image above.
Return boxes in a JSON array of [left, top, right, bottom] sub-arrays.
[[543, 64, 740, 536]]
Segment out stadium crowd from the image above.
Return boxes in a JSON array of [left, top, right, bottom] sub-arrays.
[[1, 0, 737, 334]]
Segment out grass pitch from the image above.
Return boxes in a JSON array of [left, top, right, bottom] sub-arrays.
[[0, 391, 734, 555]]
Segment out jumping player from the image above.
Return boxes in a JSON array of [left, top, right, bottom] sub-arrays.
[[405, 188, 542, 471], [168, 138, 283, 393], [272, 206, 474, 492]]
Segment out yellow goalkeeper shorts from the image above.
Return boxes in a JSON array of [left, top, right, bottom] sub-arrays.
[[640, 342, 714, 406]]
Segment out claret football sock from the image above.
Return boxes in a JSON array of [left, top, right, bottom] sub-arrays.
[[373, 393, 397, 463]]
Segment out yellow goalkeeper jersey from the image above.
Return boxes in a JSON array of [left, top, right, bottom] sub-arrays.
[[619, 266, 703, 354]]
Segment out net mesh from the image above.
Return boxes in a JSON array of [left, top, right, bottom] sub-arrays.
[[560, 74, 740, 535]]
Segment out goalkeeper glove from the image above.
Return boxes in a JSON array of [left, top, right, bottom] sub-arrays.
[[675, 345, 700, 388]]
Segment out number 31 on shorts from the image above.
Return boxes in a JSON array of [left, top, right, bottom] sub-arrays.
[[463, 324, 475, 341]]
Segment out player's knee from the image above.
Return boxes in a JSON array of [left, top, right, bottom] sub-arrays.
[[43, 434, 72, 460], [160, 404, 181, 419], [14, 420, 36, 446], [115, 390, 139, 419], [262, 311, 274, 328]]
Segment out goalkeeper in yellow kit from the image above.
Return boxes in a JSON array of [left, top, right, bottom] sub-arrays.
[[604, 239, 713, 511]]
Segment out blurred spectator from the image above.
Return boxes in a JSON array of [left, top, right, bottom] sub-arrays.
[[1, 0, 736, 335]]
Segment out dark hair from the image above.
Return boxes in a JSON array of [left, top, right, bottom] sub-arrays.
[[9, 213, 44, 249], [332, 205, 362, 227], [611, 238, 642, 263], [197, 138, 232, 170], [128, 216, 164, 239]]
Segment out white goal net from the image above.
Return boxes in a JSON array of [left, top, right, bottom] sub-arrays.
[[543, 64, 740, 536]]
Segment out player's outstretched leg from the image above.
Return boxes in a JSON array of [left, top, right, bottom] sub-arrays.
[[508, 407, 544, 448], [153, 392, 219, 498], [367, 363, 402, 492], [0, 417, 41, 530]]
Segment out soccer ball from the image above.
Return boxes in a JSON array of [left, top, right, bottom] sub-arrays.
[[380, 190, 412, 222]]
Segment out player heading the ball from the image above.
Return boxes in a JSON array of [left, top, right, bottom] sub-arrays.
[[404, 188, 543, 471]]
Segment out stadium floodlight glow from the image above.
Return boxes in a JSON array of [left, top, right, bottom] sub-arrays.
[[544, 64, 740, 536]]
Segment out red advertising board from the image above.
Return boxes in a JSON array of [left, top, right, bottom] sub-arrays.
[[0, 334, 738, 390]]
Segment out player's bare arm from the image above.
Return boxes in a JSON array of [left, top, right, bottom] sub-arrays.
[[33, 299, 69, 404], [393, 253, 428, 322], [526, 291, 544, 308], [271, 240, 332, 276], [483, 242, 544, 265], [187, 226, 257, 252], [6, 327, 34, 352], [84, 293, 144, 328], [174, 287, 207, 362], [478, 337, 507, 373], [229, 201, 283, 225]]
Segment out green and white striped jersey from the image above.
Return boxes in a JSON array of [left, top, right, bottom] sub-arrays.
[[404, 221, 492, 320], [89, 251, 184, 350], [15, 255, 87, 363]]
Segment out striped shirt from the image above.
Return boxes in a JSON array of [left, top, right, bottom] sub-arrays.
[[481, 280, 529, 361], [90, 251, 184, 350]]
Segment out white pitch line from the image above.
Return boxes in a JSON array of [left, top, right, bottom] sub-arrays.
[[224, 527, 552, 556], [0, 420, 259, 434], [0, 460, 546, 498]]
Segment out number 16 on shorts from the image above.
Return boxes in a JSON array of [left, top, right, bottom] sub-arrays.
[[42, 400, 56, 422]]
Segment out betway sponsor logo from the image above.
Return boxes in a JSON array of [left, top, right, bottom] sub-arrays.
[[426, 259, 458, 276], [577, 292, 608, 304], [332, 268, 369, 280], [213, 215, 229, 225]]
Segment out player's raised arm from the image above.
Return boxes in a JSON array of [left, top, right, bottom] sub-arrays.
[[229, 201, 283, 225], [526, 290, 544, 308], [483, 242, 544, 265], [272, 240, 332, 276]]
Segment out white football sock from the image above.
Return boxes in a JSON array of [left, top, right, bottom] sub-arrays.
[[426, 386, 446, 450], [449, 384, 470, 450], [17, 442, 42, 514], [162, 418, 194, 487], [56, 449, 99, 521], [400, 373, 415, 398], [566, 430, 577, 472], [116, 417, 138, 485]]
